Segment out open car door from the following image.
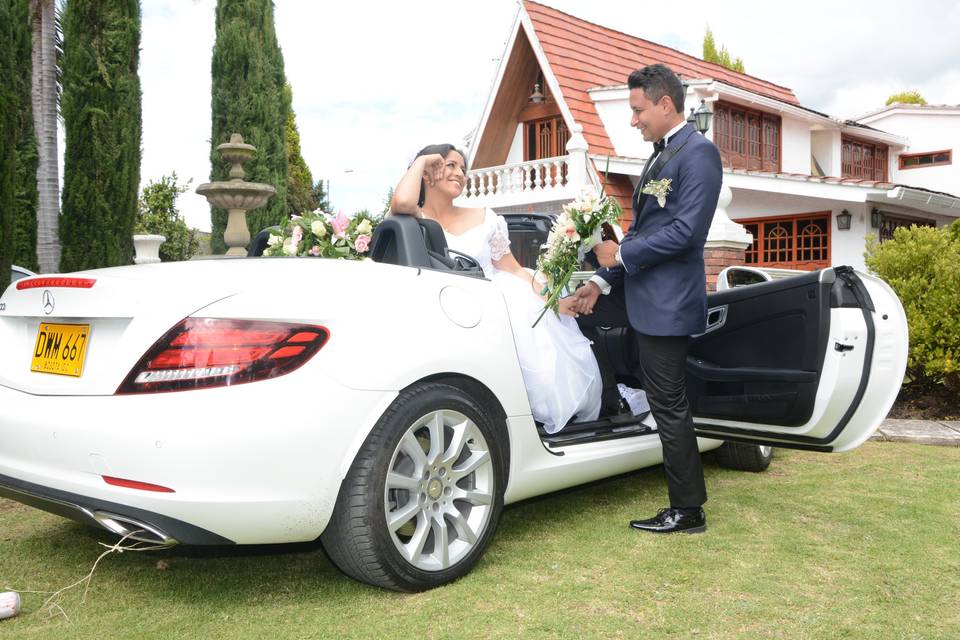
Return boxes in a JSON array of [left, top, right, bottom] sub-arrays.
[[687, 266, 907, 452]]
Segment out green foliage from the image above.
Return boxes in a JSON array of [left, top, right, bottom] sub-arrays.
[[865, 225, 960, 389], [311, 178, 331, 212], [210, 0, 289, 253], [381, 187, 394, 217], [702, 26, 745, 73], [12, 0, 37, 272], [886, 90, 926, 106], [285, 84, 317, 215], [59, 0, 142, 271], [0, 0, 16, 291], [702, 26, 717, 62], [136, 173, 199, 262]]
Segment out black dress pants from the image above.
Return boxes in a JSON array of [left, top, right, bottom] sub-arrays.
[[577, 286, 708, 508]]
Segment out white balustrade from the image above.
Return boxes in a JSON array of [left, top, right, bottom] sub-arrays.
[[460, 155, 572, 203]]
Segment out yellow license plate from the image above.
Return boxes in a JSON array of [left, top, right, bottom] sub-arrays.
[[31, 323, 90, 377]]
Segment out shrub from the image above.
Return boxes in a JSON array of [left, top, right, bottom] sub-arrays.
[[865, 225, 960, 390], [136, 173, 199, 262]]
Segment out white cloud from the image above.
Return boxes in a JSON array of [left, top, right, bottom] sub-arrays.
[[135, 0, 960, 232]]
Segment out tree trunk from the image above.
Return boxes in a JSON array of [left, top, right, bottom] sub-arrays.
[[32, 0, 59, 273]]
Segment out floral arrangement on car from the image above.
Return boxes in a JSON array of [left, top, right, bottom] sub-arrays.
[[532, 186, 622, 327], [264, 209, 379, 259]]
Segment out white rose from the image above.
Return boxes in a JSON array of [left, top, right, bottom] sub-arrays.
[[282, 239, 298, 256], [356, 219, 373, 235], [266, 234, 282, 247], [311, 220, 327, 237]]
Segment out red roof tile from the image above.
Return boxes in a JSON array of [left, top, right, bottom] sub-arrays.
[[524, 1, 799, 156]]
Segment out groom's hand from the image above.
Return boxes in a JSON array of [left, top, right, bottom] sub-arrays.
[[594, 240, 620, 268], [573, 282, 601, 315]]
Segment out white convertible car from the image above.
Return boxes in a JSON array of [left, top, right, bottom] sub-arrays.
[[0, 215, 907, 591]]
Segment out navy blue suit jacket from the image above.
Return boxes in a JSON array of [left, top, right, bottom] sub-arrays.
[[595, 123, 723, 336]]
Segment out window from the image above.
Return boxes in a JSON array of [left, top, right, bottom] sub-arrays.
[[523, 116, 569, 187], [841, 136, 888, 181], [899, 150, 952, 170], [877, 213, 936, 242], [713, 102, 781, 171], [524, 116, 568, 161], [741, 213, 830, 270]]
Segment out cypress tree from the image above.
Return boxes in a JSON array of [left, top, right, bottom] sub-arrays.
[[0, 0, 16, 291], [60, 0, 142, 271], [210, 0, 289, 254], [285, 84, 316, 215], [13, 0, 38, 272]]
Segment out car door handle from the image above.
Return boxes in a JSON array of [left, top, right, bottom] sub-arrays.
[[703, 306, 728, 333]]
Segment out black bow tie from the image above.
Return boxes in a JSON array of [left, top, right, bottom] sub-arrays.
[[653, 138, 666, 154]]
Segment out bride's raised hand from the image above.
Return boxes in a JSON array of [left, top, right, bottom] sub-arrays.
[[419, 153, 446, 187]]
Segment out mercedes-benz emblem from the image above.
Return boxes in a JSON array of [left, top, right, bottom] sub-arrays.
[[42, 290, 55, 315]]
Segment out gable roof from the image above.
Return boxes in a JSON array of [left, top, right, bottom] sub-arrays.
[[522, 0, 799, 155]]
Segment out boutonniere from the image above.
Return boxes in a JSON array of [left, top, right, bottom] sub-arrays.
[[642, 177, 672, 208]]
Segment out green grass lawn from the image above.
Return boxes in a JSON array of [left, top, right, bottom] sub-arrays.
[[1, 442, 958, 639]]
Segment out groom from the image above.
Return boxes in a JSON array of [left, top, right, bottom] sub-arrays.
[[574, 63, 722, 534]]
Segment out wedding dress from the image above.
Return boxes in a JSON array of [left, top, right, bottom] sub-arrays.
[[442, 208, 602, 433]]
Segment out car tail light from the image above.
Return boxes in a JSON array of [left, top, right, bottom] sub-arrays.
[[17, 277, 96, 290], [116, 318, 329, 394]]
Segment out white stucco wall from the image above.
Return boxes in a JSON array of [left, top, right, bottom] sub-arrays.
[[727, 190, 873, 271], [811, 129, 841, 176], [874, 112, 960, 194], [505, 123, 524, 165], [781, 117, 811, 174]]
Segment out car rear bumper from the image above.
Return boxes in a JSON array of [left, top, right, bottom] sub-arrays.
[[0, 372, 397, 544], [0, 471, 231, 545]]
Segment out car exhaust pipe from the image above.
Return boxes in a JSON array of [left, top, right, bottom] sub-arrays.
[[92, 511, 179, 547]]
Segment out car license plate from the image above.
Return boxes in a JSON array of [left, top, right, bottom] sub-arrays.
[[31, 323, 90, 377]]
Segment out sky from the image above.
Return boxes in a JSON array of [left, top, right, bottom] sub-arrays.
[[136, 0, 960, 232]]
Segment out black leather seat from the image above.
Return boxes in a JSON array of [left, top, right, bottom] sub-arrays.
[[370, 215, 482, 276], [248, 226, 280, 257]]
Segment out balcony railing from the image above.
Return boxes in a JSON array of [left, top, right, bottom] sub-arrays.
[[464, 156, 568, 196], [457, 124, 595, 209]]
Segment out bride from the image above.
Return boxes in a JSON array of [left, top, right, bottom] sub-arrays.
[[389, 143, 602, 433]]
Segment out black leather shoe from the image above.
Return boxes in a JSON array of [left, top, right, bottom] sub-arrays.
[[629, 507, 706, 534]]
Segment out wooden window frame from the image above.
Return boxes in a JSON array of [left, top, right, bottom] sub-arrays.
[[899, 149, 953, 170], [739, 212, 831, 271], [877, 213, 936, 242], [841, 135, 889, 182], [712, 101, 782, 172], [522, 116, 569, 162]]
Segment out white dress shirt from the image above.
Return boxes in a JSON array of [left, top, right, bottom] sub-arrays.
[[589, 119, 688, 295]]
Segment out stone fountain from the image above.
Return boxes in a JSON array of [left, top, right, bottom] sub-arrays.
[[196, 133, 277, 256]]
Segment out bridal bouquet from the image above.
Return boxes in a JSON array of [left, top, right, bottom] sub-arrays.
[[264, 209, 379, 259], [533, 186, 622, 327]]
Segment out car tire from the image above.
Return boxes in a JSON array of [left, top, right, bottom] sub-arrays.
[[321, 382, 506, 592], [714, 442, 773, 472]]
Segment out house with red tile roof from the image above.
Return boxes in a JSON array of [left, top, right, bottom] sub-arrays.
[[456, 0, 960, 273]]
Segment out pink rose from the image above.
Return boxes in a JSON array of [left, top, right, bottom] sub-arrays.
[[308, 245, 321, 256], [291, 225, 304, 245], [354, 234, 371, 253], [330, 211, 350, 237]]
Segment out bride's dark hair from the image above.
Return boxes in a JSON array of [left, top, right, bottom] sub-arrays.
[[413, 143, 467, 207]]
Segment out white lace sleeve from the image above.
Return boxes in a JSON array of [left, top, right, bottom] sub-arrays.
[[489, 212, 511, 261]]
